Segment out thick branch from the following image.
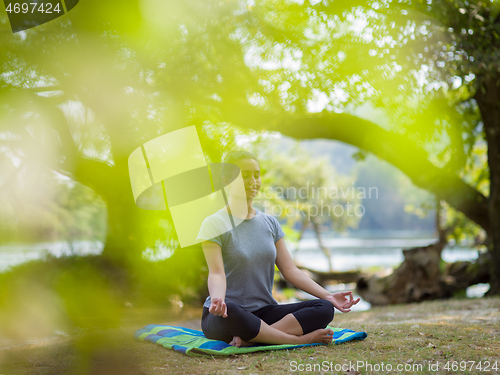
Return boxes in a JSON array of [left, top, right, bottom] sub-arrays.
[[220, 99, 490, 233]]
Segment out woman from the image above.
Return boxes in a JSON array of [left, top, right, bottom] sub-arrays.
[[197, 150, 360, 347]]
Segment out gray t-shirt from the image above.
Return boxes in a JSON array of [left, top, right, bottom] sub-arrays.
[[196, 208, 285, 312]]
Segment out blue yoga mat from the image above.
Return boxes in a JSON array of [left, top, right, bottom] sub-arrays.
[[134, 324, 368, 357]]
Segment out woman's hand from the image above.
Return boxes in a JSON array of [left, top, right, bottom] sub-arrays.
[[209, 297, 228, 318], [326, 291, 361, 313]]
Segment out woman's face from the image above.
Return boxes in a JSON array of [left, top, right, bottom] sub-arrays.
[[236, 158, 261, 199]]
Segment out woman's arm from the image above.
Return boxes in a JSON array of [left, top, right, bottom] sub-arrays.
[[201, 240, 228, 317], [275, 237, 360, 312]]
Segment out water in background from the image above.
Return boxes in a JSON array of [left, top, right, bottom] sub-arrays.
[[0, 231, 484, 311], [292, 240, 479, 272], [0, 230, 480, 273], [290, 229, 479, 272], [0, 241, 103, 272], [287, 230, 483, 310]]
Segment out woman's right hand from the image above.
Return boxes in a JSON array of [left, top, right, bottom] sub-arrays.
[[209, 297, 228, 318]]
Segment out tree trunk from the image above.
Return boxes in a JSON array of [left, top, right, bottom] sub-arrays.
[[356, 236, 448, 305], [292, 217, 309, 261], [354, 199, 490, 305], [475, 77, 500, 296], [74, 154, 146, 267], [356, 246, 490, 306], [311, 217, 333, 272]]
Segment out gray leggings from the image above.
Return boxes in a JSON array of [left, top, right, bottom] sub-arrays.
[[201, 299, 335, 343]]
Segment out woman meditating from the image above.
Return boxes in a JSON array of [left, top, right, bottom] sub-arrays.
[[197, 150, 360, 347]]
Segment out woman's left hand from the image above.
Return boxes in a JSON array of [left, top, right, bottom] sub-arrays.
[[326, 291, 361, 313]]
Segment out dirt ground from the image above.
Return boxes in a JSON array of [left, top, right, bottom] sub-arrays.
[[0, 297, 499, 374]]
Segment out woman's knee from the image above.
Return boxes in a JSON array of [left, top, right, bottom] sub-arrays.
[[316, 299, 335, 324], [292, 299, 335, 334], [218, 302, 261, 342], [223, 302, 259, 329], [224, 302, 247, 321]]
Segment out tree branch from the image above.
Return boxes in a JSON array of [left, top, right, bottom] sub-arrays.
[[220, 98, 490, 233]]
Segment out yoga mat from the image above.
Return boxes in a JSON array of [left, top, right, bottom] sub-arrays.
[[133, 324, 368, 357]]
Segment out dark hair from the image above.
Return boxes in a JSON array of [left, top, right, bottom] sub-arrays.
[[222, 150, 260, 179]]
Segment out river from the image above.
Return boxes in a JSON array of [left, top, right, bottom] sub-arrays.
[[0, 231, 487, 311]]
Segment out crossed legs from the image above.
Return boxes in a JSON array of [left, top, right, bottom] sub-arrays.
[[201, 299, 335, 346]]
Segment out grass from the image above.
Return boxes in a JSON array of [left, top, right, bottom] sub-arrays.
[[0, 297, 499, 375]]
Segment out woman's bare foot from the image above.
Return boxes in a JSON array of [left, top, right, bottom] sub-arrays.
[[299, 328, 334, 344], [229, 336, 254, 347]]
